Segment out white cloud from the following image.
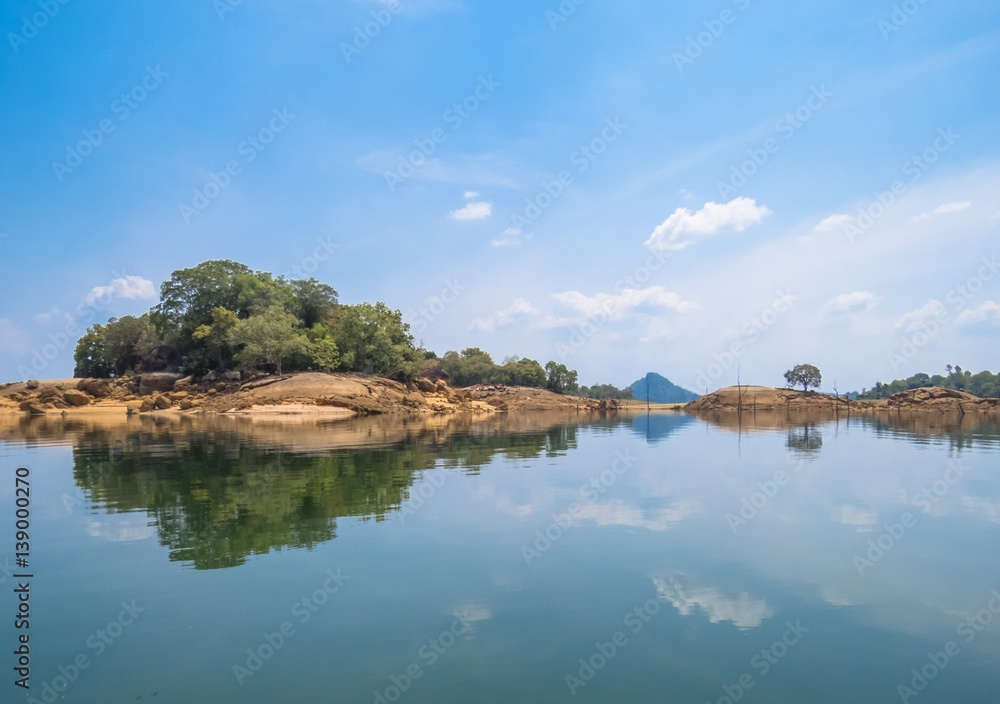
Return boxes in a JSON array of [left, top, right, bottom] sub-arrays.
[[453, 603, 492, 625], [449, 201, 492, 221], [492, 227, 530, 247], [87, 516, 155, 542], [575, 501, 699, 531], [961, 497, 1000, 524], [814, 213, 853, 232], [894, 300, 948, 332], [0, 318, 27, 355], [822, 291, 880, 315], [83, 275, 156, 306], [956, 300, 1000, 325], [644, 197, 772, 252], [33, 307, 74, 325], [652, 576, 773, 630], [471, 298, 539, 332], [836, 505, 878, 531], [550, 286, 698, 322], [463, 190, 480, 199], [913, 200, 972, 221], [934, 200, 973, 214]]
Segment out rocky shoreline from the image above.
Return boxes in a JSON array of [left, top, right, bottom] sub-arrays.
[[685, 385, 1000, 415], [0, 372, 615, 418], [3, 376, 995, 421]]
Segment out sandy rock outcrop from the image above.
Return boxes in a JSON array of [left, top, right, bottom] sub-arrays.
[[62, 389, 92, 407], [880, 387, 1000, 413], [139, 373, 185, 395], [686, 386, 850, 413]]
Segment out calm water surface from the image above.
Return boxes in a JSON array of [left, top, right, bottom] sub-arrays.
[[2, 411, 999, 703]]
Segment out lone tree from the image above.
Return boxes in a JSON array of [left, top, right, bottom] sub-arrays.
[[784, 364, 822, 392]]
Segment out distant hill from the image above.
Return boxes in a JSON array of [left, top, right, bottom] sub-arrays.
[[629, 373, 699, 403]]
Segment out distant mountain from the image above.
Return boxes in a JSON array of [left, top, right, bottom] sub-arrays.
[[629, 373, 699, 403]]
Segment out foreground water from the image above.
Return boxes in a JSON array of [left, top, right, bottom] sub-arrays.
[[2, 410, 999, 703]]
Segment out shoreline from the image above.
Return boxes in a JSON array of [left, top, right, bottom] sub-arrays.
[[2, 376, 996, 423], [0, 372, 678, 421]]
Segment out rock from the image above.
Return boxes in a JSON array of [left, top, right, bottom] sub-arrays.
[[154, 395, 173, 410], [415, 378, 437, 393], [167, 391, 190, 402], [62, 389, 92, 407], [139, 373, 184, 395], [203, 369, 240, 383], [125, 400, 144, 412], [174, 376, 193, 390], [76, 379, 112, 398], [38, 386, 59, 400], [141, 345, 182, 373], [207, 388, 218, 396], [404, 393, 427, 407], [25, 379, 39, 390], [179, 399, 195, 410]]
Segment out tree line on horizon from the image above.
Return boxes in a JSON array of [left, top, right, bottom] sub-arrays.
[[71, 259, 624, 395], [857, 366, 1000, 400]]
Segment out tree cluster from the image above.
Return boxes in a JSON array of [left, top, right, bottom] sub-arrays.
[[74, 260, 418, 380], [72, 259, 584, 393], [577, 383, 634, 400], [434, 349, 579, 394], [857, 366, 1000, 399]]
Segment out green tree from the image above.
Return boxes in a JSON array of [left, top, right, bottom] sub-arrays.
[[235, 271, 296, 317], [305, 324, 341, 371], [783, 363, 822, 392], [578, 383, 634, 400], [502, 357, 547, 388], [154, 260, 254, 336], [291, 278, 339, 328], [73, 324, 112, 378], [191, 307, 239, 371], [327, 302, 416, 377], [545, 361, 579, 395], [858, 367, 1000, 400], [442, 348, 497, 386], [228, 307, 310, 376], [72, 315, 158, 378]]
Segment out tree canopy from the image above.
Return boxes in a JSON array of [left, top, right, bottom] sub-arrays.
[[578, 383, 634, 400], [74, 260, 408, 379], [73, 315, 158, 378], [438, 350, 568, 391], [784, 363, 822, 392], [857, 366, 1000, 399], [545, 361, 579, 395], [71, 259, 585, 390]]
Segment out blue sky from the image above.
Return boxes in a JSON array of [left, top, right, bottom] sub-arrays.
[[1, 0, 998, 391]]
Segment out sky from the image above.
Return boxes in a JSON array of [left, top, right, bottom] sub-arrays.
[[1, 0, 998, 392]]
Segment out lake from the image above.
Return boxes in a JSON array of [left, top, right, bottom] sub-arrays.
[[2, 410, 999, 703]]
